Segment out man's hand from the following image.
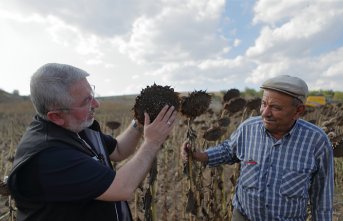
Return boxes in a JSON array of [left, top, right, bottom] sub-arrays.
[[180, 141, 208, 163], [180, 141, 191, 162], [143, 105, 177, 150]]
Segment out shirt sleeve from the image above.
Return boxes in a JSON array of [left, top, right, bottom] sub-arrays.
[[310, 136, 334, 221], [17, 146, 115, 202], [205, 130, 240, 167], [101, 133, 117, 154]]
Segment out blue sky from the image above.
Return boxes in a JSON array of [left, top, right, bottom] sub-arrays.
[[1, 0, 343, 96], [223, 1, 259, 58]]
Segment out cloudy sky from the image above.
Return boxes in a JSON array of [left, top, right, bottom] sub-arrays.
[[1, 0, 343, 96]]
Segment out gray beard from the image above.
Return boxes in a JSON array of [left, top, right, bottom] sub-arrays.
[[68, 118, 95, 133]]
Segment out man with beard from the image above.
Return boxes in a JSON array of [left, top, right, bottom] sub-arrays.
[[8, 63, 177, 221], [181, 75, 334, 221]]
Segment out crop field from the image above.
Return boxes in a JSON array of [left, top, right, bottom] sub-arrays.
[[0, 92, 342, 221]]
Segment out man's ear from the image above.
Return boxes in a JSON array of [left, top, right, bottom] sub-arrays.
[[47, 111, 65, 126], [295, 104, 306, 118]]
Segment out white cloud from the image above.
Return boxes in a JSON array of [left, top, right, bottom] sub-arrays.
[[233, 39, 241, 47], [253, 0, 309, 25], [323, 57, 343, 78], [119, 0, 227, 65], [243, 0, 343, 92], [248, 1, 343, 59], [0, 0, 342, 96]]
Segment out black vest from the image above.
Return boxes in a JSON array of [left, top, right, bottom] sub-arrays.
[[8, 115, 132, 221]]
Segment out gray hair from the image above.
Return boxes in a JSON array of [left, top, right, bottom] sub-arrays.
[[291, 97, 303, 107], [30, 63, 89, 119]]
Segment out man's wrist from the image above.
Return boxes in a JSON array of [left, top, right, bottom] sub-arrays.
[[131, 119, 143, 133], [193, 151, 208, 163]]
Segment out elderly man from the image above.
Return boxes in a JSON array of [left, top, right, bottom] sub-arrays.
[[182, 75, 334, 221]]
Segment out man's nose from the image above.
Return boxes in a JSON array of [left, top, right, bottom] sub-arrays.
[[261, 106, 271, 116], [91, 97, 100, 109]]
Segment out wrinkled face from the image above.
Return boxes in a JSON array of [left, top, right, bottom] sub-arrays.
[[62, 79, 100, 132], [260, 89, 303, 139]]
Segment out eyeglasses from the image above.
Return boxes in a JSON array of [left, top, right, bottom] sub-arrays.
[[53, 85, 96, 112]]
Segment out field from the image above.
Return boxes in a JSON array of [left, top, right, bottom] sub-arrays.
[[0, 93, 342, 221]]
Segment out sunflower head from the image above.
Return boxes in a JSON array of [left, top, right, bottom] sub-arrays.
[[203, 126, 226, 141], [223, 97, 247, 114], [105, 121, 121, 130], [245, 97, 261, 112], [0, 180, 10, 196], [217, 117, 230, 127], [180, 90, 211, 119], [223, 88, 240, 103], [133, 83, 180, 125]]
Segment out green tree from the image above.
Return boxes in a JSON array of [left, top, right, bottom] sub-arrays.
[[12, 89, 20, 96], [333, 91, 343, 102], [242, 87, 262, 98]]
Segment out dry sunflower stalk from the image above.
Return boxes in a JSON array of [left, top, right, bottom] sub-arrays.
[[132, 83, 180, 221], [180, 90, 211, 218]]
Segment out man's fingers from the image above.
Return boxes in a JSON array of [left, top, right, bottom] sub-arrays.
[[181, 142, 191, 161], [165, 108, 177, 127], [153, 105, 169, 122], [144, 112, 150, 126]]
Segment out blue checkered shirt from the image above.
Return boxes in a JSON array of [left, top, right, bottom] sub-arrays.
[[206, 116, 334, 221]]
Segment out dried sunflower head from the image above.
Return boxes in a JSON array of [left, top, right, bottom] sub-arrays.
[[203, 126, 226, 141], [180, 90, 211, 119], [217, 117, 230, 127], [245, 98, 261, 112], [133, 83, 180, 125], [308, 119, 317, 125], [223, 88, 240, 103], [105, 121, 121, 130], [334, 146, 343, 158], [223, 97, 247, 114], [333, 134, 343, 157], [0, 180, 10, 196]]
